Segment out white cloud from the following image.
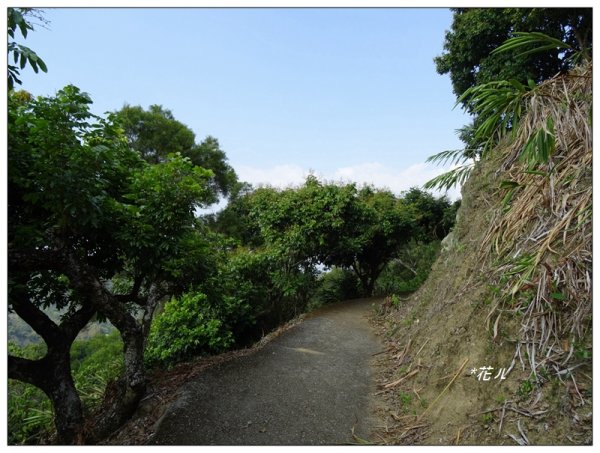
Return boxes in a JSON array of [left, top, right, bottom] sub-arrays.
[[236, 164, 309, 189], [332, 161, 462, 200], [236, 161, 463, 200]]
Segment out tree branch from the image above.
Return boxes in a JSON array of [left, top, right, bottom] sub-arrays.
[[114, 274, 146, 305], [60, 303, 97, 343], [10, 290, 63, 346], [61, 251, 139, 335], [8, 355, 47, 390], [8, 243, 66, 273], [395, 258, 418, 276]]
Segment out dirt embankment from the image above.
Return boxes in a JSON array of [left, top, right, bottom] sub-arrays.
[[371, 66, 592, 446]]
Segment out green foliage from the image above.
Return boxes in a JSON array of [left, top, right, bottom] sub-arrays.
[[9, 85, 222, 441], [71, 332, 124, 407], [114, 104, 238, 199], [146, 293, 234, 367], [398, 391, 413, 413], [435, 8, 591, 104], [8, 333, 124, 445], [218, 246, 316, 343], [8, 378, 53, 445], [520, 117, 556, 167], [309, 267, 361, 310], [247, 177, 426, 296], [434, 8, 591, 157], [517, 378, 534, 399], [423, 164, 473, 193], [7, 8, 48, 90], [492, 31, 587, 63], [375, 241, 441, 295], [481, 413, 495, 425]]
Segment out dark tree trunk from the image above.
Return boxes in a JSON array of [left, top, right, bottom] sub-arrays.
[[9, 354, 85, 444], [44, 353, 86, 445], [352, 261, 387, 297], [81, 282, 165, 443], [8, 290, 95, 444]]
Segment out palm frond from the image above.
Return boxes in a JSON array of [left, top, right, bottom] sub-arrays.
[[425, 148, 471, 166], [423, 164, 474, 192], [492, 31, 573, 58]]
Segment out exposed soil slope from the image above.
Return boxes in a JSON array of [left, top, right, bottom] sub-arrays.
[[372, 65, 592, 446]]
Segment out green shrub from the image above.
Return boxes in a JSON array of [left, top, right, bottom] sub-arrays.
[[145, 292, 234, 367], [309, 267, 360, 309], [219, 247, 316, 343], [375, 241, 441, 295], [71, 331, 124, 407]]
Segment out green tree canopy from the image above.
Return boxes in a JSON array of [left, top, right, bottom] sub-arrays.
[[8, 86, 216, 443], [245, 178, 447, 296], [115, 104, 238, 200], [435, 8, 592, 105], [434, 8, 591, 158]]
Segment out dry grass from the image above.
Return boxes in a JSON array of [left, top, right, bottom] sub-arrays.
[[481, 63, 592, 382]]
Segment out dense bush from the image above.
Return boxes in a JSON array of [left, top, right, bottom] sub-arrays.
[[309, 267, 361, 309], [218, 247, 316, 344], [145, 292, 234, 367], [375, 240, 441, 295]]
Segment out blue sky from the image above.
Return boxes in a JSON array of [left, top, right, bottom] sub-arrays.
[[16, 7, 470, 198]]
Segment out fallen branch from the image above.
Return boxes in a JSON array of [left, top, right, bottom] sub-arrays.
[[417, 358, 469, 422], [395, 339, 412, 363], [383, 369, 420, 389], [455, 426, 462, 445], [415, 338, 430, 357]]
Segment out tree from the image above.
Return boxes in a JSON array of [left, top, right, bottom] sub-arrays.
[[426, 8, 592, 190], [7, 8, 48, 90], [248, 177, 418, 296], [207, 181, 263, 247], [435, 8, 592, 105], [115, 104, 238, 200], [8, 86, 215, 443]]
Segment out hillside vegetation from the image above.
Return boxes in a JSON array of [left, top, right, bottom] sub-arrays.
[[373, 63, 592, 445]]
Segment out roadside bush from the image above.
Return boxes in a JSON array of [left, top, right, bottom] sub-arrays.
[[219, 247, 316, 345], [309, 267, 361, 309], [145, 292, 234, 368], [375, 241, 441, 295]]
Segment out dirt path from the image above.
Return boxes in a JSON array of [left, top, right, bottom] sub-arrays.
[[151, 298, 383, 445]]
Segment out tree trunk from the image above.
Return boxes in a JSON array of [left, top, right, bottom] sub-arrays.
[[85, 285, 166, 442], [9, 351, 86, 444], [7, 290, 94, 444], [45, 355, 86, 445], [85, 318, 148, 442]]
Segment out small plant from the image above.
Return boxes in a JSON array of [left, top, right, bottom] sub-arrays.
[[403, 311, 418, 328], [398, 392, 413, 412], [481, 413, 494, 425], [517, 379, 534, 398], [574, 341, 592, 360]]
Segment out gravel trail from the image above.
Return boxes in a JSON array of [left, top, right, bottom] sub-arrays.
[[151, 298, 383, 445]]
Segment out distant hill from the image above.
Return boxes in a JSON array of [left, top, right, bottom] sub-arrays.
[[8, 307, 115, 347]]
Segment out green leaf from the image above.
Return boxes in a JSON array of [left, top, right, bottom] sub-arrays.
[[37, 58, 48, 73]]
